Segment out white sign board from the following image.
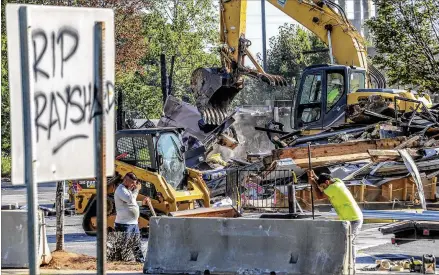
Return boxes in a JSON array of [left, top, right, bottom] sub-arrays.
[[6, 4, 115, 184]]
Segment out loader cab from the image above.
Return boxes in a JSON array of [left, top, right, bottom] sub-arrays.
[[293, 64, 366, 130], [115, 127, 187, 190]]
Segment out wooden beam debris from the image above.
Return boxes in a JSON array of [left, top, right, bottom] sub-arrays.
[[293, 153, 371, 168], [273, 137, 405, 160], [368, 149, 420, 162], [395, 135, 420, 149]]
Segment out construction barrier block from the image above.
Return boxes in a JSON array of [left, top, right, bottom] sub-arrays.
[[144, 217, 353, 275], [1, 209, 52, 268]]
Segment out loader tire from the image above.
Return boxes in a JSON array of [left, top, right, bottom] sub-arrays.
[[82, 197, 115, 236], [82, 202, 97, 236], [83, 213, 97, 236]]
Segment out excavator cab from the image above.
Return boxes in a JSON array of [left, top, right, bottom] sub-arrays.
[[293, 64, 366, 130], [292, 64, 433, 131]]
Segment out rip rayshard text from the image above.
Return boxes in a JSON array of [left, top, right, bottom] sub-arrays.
[[30, 26, 115, 154]]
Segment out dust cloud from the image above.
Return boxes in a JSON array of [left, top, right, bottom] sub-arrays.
[[211, 108, 275, 161]]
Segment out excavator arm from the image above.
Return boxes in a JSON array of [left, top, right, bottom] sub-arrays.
[[191, 0, 370, 127], [191, 0, 288, 127], [267, 0, 367, 69], [268, 1, 388, 87]]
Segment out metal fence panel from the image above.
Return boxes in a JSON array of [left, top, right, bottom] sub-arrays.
[[227, 168, 297, 210]]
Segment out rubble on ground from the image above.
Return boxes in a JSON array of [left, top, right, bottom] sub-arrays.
[[361, 256, 436, 273], [214, 100, 439, 209], [158, 94, 438, 209]]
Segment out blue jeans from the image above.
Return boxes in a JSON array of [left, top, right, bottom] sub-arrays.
[[351, 219, 363, 271], [114, 223, 145, 262]]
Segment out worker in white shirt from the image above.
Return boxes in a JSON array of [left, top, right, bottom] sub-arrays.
[[114, 172, 148, 263]]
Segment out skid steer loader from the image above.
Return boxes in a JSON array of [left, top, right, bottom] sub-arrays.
[[70, 127, 238, 236]]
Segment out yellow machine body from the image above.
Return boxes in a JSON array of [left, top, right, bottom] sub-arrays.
[[347, 91, 433, 110], [69, 128, 236, 235]]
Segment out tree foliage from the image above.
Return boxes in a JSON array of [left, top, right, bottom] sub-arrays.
[[142, 0, 220, 99], [67, 0, 150, 74], [120, 0, 220, 118], [1, 1, 11, 154], [1, 0, 219, 158], [2, 0, 149, 74], [366, 0, 439, 92], [117, 72, 163, 120], [0, 0, 149, 155], [267, 24, 330, 82], [1, 34, 10, 154]]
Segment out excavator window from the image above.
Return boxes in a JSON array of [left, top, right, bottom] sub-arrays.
[[326, 72, 345, 111], [350, 71, 366, 92], [298, 73, 322, 123]]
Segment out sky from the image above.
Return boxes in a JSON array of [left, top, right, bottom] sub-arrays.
[[245, 0, 376, 58], [246, 0, 297, 57]]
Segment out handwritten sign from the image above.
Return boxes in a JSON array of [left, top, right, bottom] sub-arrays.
[[6, 4, 115, 184]]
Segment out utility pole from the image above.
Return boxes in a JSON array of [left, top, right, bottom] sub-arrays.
[[169, 55, 175, 96], [116, 89, 124, 131], [55, 181, 65, 251], [160, 54, 168, 104], [261, 0, 267, 71], [94, 21, 108, 275]]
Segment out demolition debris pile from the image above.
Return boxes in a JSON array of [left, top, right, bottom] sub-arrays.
[[205, 100, 439, 210]]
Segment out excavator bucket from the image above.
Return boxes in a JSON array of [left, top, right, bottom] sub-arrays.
[[144, 217, 354, 275], [191, 67, 241, 126], [191, 67, 288, 127]]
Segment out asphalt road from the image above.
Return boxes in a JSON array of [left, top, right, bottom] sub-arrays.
[[2, 181, 438, 268], [1, 181, 60, 207], [1, 181, 147, 257]]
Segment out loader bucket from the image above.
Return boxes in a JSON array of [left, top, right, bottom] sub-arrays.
[[144, 217, 354, 275]]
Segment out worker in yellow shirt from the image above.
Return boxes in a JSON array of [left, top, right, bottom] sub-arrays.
[[327, 78, 343, 108], [308, 171, 363, 271]]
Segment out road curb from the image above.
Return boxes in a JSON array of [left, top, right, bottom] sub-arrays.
[[1, 269, 143, 275], [2, 182, 58, 188]]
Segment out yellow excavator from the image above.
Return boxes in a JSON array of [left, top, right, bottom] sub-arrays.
[[191, 0, 433, 132]]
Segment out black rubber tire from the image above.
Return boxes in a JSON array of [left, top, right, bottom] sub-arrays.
[[82, 205, 97, 236]]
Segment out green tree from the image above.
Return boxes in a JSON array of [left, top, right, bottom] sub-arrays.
[[141, 0, 219, 100], [117, 72, 163, 119], [267, 24, 330, 82], [1, 1, 11, 154], [1, 0, 149, 157], [114, 0, 220, 119], [366, 0, 439, 92], [1, 34, 10, 154]]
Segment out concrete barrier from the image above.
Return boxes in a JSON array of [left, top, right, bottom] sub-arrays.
[[1, 209, 52, 268], [144, 217, 353, 275]]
